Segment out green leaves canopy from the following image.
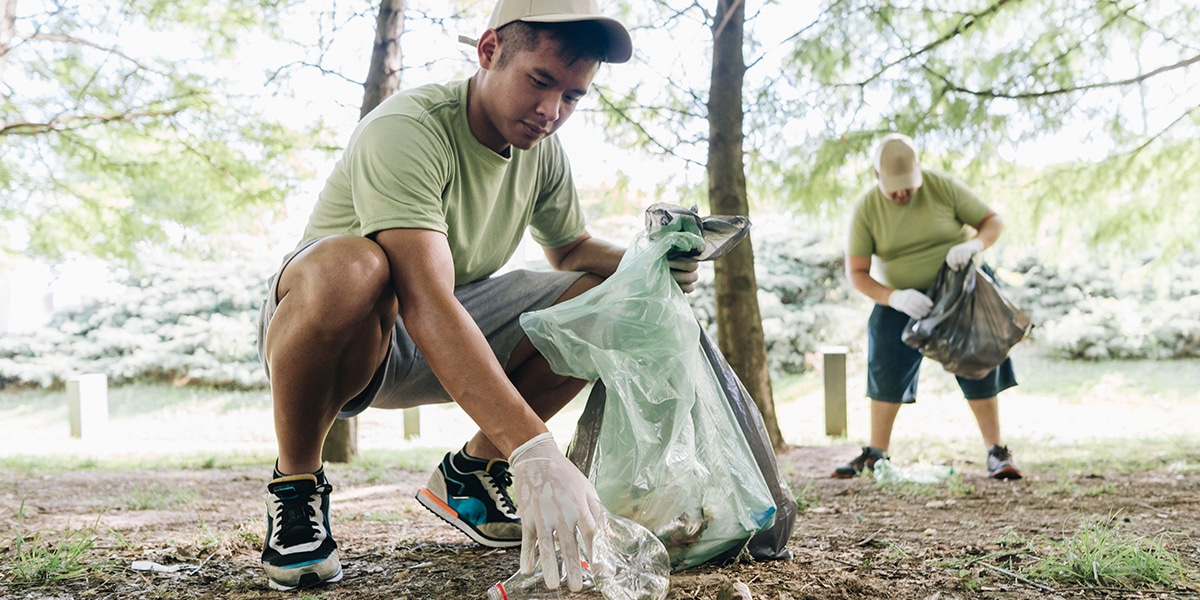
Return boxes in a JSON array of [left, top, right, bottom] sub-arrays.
[[1, 0, 319, 260]]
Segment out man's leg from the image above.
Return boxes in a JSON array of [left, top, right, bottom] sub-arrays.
[[267, 237, 396, 473], [832, 304, 919, 478], [870, 399, 903, 452], [966, 396, 1002, 448], [260, 236, 397, 590], [967, 395, 1022, 479]]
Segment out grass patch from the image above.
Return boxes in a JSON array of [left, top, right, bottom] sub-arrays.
[[4, 497, 115, 587], [120, 483, 197, 510], [1025, 514, 1197, 590], [0, 450, 277, 476], [173, 518, 262, 560]]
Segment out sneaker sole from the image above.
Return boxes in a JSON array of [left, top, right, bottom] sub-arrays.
[[989, 465, 1023, 480], [416, 487, 522, 549], [830, 470, 858, 479], [265, 559, 343, 591]]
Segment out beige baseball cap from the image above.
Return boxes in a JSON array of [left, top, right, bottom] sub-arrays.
[[873, 133, 923, 194], [458, 0, 633, 63]]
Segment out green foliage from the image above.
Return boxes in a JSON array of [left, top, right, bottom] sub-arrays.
[[599, 1, 1200, 259], [0, 254, 273, 388], [1025, 514, 1196, 590], [1, 0, 325, 260]]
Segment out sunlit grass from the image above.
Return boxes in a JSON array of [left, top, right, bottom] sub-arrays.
[[119, 483, 198, 510], [1025, 514, 1198, 590], [3, 497, 116, 587]]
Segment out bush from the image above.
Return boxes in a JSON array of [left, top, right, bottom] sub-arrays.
[[1007, 251, 1200, 360], [0, 255, 273, 389]]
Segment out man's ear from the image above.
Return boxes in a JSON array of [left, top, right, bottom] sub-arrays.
[[477, 29, 500, 69]]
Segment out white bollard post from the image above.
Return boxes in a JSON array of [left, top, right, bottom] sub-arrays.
[[403, 406, 421, 440], [821, 346, 848, 438], [67, 373, 109, 439]]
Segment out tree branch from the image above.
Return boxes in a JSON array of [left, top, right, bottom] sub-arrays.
[[860, 0, 1015, 87], [929, 52, 1200, 99], [1, 107, 186, 136], [594, 89, 705, 169], [23, 31, 155, 72]]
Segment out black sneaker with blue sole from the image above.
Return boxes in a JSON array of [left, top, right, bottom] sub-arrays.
[[416, 450, 522, 548], [261, 474, 343, 591]]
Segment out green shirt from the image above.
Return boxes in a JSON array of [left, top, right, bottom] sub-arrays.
[[848, 170, 990, 291], [301, 79, 586, 285]]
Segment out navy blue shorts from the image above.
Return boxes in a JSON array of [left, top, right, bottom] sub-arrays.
[[866, 303, 1017, 404]]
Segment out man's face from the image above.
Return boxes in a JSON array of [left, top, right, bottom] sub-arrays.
[[883, 187, 916, 205], [479, 35, 599, 153]]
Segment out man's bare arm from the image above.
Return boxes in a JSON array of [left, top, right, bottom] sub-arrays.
[[544, 232, 623, 277], [846, 254, 895, 305], [373, 228, 546, 456]]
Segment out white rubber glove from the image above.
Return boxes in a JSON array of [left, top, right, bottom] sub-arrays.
[[946, 239, 983, 271], [510, 432, 603, 592], [668, 258, 699, 293], [888, 289, 933, 320]]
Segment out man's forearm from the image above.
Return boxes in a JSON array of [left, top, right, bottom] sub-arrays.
[[545, 234, 623, 277]]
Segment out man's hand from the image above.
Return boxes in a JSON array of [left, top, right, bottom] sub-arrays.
[[946, 239, 983, 271], [888, 289, 933, 319], [668, 258, 699, 293], [510, 432, 603, 592]]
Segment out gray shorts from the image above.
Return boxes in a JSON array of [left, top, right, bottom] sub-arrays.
[[257, 237, 584, 418]]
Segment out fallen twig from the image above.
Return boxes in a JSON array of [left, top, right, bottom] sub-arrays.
[[978, 561, 1057, 592]]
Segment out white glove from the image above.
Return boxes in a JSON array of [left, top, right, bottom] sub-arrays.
[[668, 258, 699, 293], [946, 239, 983, 271], [510, 432, 603, 592], [888, 289, 933, 320]]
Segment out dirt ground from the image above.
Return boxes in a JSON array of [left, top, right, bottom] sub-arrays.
[[2, 444, 1198, 600]]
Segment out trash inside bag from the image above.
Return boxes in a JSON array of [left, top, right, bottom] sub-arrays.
[[520, 219, 776, 571], [644, 202, 750, 262], [871, 459, 956, 485], [901, 264, 1033, 380]]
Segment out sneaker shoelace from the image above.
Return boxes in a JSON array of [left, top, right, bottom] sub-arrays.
[[485, 464, 518, 516], [991, 446, 1012, 462], [272, 484, 329, 548]]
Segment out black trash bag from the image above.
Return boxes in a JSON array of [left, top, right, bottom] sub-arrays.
[[901, 264, 1033, 380]]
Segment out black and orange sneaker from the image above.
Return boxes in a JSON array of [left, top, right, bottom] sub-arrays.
[[416, 448, 522, 547], [261, 473, 342, 590], [987, 445, 1023, 480], [831, 446, 888, 479]]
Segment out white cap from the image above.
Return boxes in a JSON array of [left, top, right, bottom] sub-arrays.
[[873, 133, 923, 194], [459, 0, 632, 63]]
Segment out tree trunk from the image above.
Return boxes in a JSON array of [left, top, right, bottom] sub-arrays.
[[706, 0, 785, 451], [359, 0, 406, 120], [322, 0, 406, 464]]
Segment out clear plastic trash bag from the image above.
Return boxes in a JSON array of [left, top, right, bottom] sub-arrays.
[[901, 264, 1033, 380], [520, 224, 776, 571]]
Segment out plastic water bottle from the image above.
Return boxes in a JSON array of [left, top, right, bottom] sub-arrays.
[[485, 512, 670, 600], [872, 458, 955, 484], [485, 562, 598, 599]]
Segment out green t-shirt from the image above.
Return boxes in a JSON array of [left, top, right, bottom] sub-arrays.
[[847, 170, 990, 291], [301, 79, 586, 286]]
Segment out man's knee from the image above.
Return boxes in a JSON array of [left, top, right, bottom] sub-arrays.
[[281, 236, 395, 320]]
